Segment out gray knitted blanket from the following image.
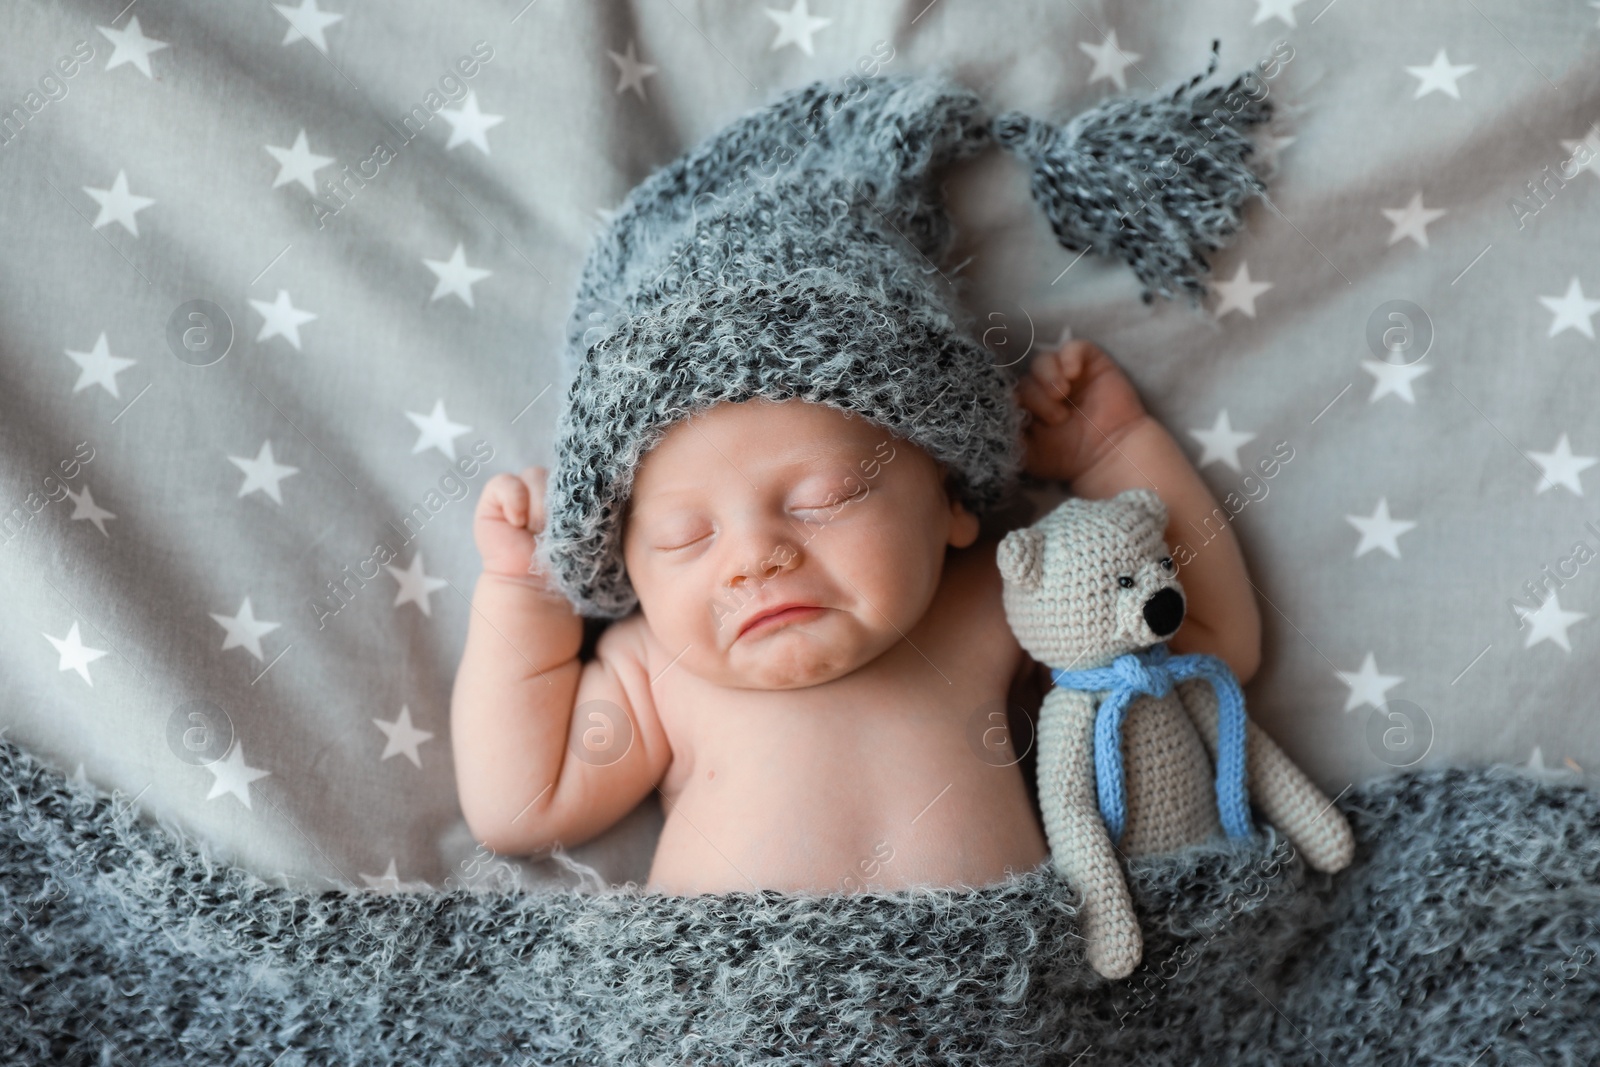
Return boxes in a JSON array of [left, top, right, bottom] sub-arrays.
[[3, 733, 1597, 1065]]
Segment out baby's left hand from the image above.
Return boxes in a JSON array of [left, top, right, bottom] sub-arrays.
[[1015, 340, 1149, 485]]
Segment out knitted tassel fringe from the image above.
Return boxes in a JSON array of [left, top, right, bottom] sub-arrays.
[[991, 39, 1274, 305]]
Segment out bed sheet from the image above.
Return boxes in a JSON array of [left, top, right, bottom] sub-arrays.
[[1, 0, 1596, 891]]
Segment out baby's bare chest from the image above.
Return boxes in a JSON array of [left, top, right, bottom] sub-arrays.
[[649, 673, 1045, 892], [642, 547, 1048, 891], [659, 601, 1018, 791]]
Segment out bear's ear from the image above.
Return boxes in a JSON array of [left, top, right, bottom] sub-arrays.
[[996, 527, 1044, 590], [1115, 488, 1168, 529]]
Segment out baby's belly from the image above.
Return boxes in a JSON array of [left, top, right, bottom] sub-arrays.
[[644, 735, 1050, 896]]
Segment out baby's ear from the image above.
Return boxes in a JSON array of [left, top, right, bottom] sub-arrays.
[[996, 527, 1044, 589]]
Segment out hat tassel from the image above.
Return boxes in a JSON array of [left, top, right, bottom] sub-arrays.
[[990, 39, 1274, 306]]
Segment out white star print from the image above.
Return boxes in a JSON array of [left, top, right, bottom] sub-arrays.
[[43, 622, 109, 687], [66, 485, 116, 537], [1529, 433, 1597, 496], [204, 740, 271, 809], [97, 16, 169, 78], [440, 91, 504, 155], [1516, 746, 1580, 781], [1361, 359, 1431, 404], [359, 858, 428, 893], [82, 170, 155, 236], [387, 553, 449, 616], [249, 289, 317, 351], [1251, 0, 1304, 27], [64, 332, 136, 398], [764, 0, 832, 56], [1250, 132, 1297, 172], [1079, 29, 1141, 92], [264, 129, 335, 193], [1515, 592, 1588, 653], [228, 441, 300, 504], [1404, 49, 1476, 100], [405, 399, 472, 460], [274, 0, 343, 52], [1537, 277, 1600, 340], [1380, 192, 1447, 249], [607, 39, 658, 100], [210, 597, 282, 661], [1334, 652, 1402, 713], [1559, 124, 1600, 182], [422, 244, 492, 307], [1188, 410, 1257, 472], [373, 705, 434, 767], [1345, 497, 1416, 559], [1211, 262, 1274, 319]]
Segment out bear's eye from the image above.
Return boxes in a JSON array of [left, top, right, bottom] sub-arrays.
[[1159, 557, 1174, 572], [1117, 575, 1135, 588]]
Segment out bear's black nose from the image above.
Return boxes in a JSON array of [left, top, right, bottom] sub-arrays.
[[1142, 587, 1185, 637]]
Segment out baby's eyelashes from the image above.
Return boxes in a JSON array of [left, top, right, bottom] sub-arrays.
[[653, 528, 712, 552]]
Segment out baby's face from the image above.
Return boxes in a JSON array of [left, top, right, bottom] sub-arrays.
[[621, 398, 979, 690]]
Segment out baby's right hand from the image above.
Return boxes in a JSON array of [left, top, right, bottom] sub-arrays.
[[474, 466, 549, 580]]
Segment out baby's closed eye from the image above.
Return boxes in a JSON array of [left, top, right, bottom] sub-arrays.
[[651, 520, 713, 551], [792, 474, 868, 510]]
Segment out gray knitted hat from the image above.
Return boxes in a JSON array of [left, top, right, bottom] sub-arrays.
[[536, 40, 1272, 618]]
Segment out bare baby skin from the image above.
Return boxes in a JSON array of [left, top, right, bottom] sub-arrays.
[[451, 342, 1262, 894]]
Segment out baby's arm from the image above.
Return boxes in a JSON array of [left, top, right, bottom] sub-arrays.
[[451, 466, 670, 856], [1015, 341, 1263, 683]]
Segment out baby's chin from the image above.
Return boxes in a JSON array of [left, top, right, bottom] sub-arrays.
[[710, 620, 887, 690]]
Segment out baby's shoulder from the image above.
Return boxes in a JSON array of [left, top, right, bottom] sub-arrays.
[[584, 611, 661, 716], [593, 609, 652, 671]]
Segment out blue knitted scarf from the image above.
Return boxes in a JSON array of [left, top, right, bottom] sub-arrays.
[[1051, 643, 1252, 844]]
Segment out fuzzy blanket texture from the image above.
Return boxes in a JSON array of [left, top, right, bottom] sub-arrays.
[[3, 734, 1598, 1066]]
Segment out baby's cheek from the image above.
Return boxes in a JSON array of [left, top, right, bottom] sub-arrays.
[[836, 525, 939, 630]]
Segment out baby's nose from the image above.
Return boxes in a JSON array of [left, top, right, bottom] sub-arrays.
[[730, 535, 800, 587], [1142, 587, 1185, 637]]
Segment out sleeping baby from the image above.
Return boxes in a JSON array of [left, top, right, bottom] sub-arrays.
[[451, 341, 1263, 895], [449, 62, 1277, 896]]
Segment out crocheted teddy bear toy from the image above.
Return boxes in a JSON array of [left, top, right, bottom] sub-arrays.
[[998, 489, 1356, 979]]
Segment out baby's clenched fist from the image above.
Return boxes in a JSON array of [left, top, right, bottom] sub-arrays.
[[1015, 340, 1150, 485], [474, 466, 550, 581]]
